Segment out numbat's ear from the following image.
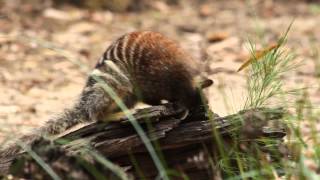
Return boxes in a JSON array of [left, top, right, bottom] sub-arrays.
[[200, 78, 214, 89], [193, 76, 214, 89]]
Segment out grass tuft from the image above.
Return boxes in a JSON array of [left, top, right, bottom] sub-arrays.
[[244, 22, 297, 109]]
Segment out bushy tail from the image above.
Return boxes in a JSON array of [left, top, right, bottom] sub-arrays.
[[37, 104, 89, 136], [0, 104, 90, 174]]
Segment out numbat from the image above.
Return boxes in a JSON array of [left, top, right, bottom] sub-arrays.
[[1, 31, 213, 157]]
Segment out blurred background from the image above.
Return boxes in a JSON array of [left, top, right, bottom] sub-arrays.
[[0, 0, 319, 138]]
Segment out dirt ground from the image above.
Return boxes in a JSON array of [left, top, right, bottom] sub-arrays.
[[0, 0, 319, 142]]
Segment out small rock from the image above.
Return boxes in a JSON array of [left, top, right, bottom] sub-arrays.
[[151, 1, 170, 13], [68, 22, 97, 34], [178, 24, 197, 33], [206, 31, 229, 43], [207, 37, 239, 53], [104, 0, 132, 12], [199, 4, 212, 17], [43, 8, 72, 21], [90, 11, 113, 24]]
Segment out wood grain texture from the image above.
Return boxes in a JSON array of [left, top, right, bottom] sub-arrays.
[[0, 104, 287, 179]]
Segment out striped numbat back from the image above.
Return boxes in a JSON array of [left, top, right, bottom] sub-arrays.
[[91, 31, 205, 109]]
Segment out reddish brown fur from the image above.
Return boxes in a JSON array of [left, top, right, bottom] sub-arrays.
[[98, 31, 204, 108]]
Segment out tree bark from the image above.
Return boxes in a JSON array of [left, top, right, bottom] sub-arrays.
[[0, 104, 287, 179]]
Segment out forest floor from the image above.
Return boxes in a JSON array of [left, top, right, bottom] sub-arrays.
[[0, 0, 320, 146]]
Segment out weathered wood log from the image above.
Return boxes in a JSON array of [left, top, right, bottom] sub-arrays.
[[1, 104, 287, 179]]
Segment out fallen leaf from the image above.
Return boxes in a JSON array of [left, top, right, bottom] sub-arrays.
[[237, 43, 279, 72]]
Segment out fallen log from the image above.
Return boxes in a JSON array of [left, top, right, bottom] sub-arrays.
[[1, 104, 287, 179]]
